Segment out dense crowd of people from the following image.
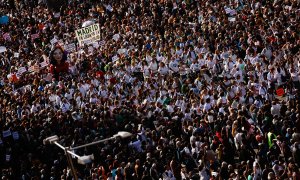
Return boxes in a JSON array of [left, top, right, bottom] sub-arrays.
[[0, 0, 300, 179]]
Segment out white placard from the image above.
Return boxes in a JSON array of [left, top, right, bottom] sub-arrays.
[[113, 34, 120, 41], [40, 61, 48, 68], [64, 43, 76, 52], [112, 55, 119, 62], [17, 67, 27, 74], [50, 38, 58, 45], [118, 48, 127, 55], [99, 40, 106, 46], [92, 42, 99, 48], [106, 4, 113, 12], [75, 23, 101, 46], [44, 73, 53, 82], [54, 12, 60, 18], [228, 17, 236, 22], [0, 46, 7, 53], [14, 52, 19, 58]]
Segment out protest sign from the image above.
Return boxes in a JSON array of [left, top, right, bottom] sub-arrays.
[[64, 43, 76, 52], [54, 12, 60, 18], [0, 46, 7, 53], [2, 129, 11, 138], [118, 48, 127, 55], [113, 34, 120, 41], [17, 67, 27, 75], [28, 64, 40, 73], [31, 34, 39, 41], [50, 38, 58, 45], [40, 61, 48, 68], [99, 40, 106, 46], [92, 42, 100, 48], [105, 4, 113, 12], [14, 52, 19, 58], [112, 55, 119, 62], [3, 33, 11, 41], [75, 23, 100, 46], [12, 131, 19, 140]]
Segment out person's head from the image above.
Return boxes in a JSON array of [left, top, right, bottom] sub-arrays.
[[50, 46, 67, 65]]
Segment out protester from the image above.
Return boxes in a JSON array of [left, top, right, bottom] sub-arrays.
[[0, 0, 300, 179]]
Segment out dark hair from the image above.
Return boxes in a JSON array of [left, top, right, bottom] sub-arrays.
[[49, 46, 68, 65]]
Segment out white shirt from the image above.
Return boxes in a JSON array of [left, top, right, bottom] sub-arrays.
[[190, 62, 200, 72], [149, 61, 158, 72], [60, 101, 70, 113], [259, 86, 267, 96], [158, 66, 169, 75]]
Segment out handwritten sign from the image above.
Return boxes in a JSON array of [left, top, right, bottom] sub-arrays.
[[75, 23, 101, 46], [17, 67, 27, 75], [64, 43, 76, 52]]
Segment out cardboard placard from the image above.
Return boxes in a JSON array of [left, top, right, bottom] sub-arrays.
[[75, 24, 101, 46]]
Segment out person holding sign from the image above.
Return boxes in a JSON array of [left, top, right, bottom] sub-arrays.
[[49, 46, 69, 80]]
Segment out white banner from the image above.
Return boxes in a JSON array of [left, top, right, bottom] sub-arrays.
[[75, 24, 101, 46]]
